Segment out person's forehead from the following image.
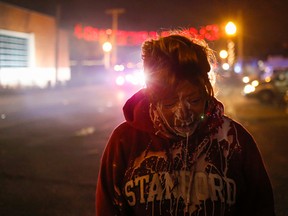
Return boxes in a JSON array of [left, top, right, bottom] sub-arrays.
[[176, 80, 199, 92], [160, 81, 201, 100]]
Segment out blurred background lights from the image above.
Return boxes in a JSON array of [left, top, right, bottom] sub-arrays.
[[219, 50, 228, 59], [251, 80, 259, 87], [242, 76, 250, 83], [234, 63, 242, 73], [225, 21, 237, 36], [114, 64, 125, 71], [1, 114, 6, 119], [222, 63, 230, 70], [115, 76, 125, 86], [243, 84, 255, 94], [102, 41, 112, 52]]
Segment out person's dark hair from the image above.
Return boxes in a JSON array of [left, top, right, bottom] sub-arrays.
[[142, 32, 216, 101]]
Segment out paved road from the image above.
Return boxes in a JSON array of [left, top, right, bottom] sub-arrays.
[[217, 81, 288, 216], [0, 82, 287, 216]]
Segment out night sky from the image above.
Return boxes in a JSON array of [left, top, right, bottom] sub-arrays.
[[1, 0, 288, 58]]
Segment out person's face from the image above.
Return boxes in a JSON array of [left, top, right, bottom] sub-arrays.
[[155, 80, 206, 137]]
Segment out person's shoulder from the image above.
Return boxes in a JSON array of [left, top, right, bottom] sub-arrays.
[[223, 115, 254, 140], [223, 115, 251, 133], [111, 121, 129, 134], [104, 122, 134, 150], [113, 121, 133, 132], [110, 121, 136, 139]]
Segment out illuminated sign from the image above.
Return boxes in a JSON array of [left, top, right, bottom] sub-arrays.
[[74, 23, 220, 46]]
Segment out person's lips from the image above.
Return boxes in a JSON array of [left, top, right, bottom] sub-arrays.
[[174, 121, 198, 134]]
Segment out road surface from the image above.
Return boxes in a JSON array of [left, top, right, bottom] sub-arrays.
[[0, 81, 287, 215]]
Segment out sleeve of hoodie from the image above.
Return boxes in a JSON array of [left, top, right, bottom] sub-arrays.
[[235, 122, 275, 216], [96, 123, 131, 216]]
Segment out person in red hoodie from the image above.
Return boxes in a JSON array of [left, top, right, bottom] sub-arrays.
[[96, 32, 275, 216]]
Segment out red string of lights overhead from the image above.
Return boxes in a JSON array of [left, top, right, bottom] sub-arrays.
[[74, 23, 221, 46]]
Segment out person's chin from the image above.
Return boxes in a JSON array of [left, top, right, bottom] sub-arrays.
[[174, 124, 198, 137]]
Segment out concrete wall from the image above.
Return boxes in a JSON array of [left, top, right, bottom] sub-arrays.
[[0, 2, 70, 87], [0, 2, 57, 67]]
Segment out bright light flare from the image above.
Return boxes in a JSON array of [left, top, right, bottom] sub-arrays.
[[114, 64, 125, 72], [265, 77, 271, 82], [125, 74, 135, 84], [0, 68, 70, 88], [222, 63, 230, 70], [219, 50, 228, 59], [102, 41, 112, 52], [243, 84, 255, 94], [251, 80, 259, 87], [242, 76, 250, 83], [234, 64, 242, 73], [134, 70, 146, 86], [115, 70, 146, 87], [225, 21, 237, 36], [116, 76, 125, 86]]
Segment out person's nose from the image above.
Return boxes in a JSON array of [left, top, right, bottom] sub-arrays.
[[178, 99, 191, 119]]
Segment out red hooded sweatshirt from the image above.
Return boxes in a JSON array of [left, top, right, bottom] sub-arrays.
[[96, 89, 275, 216]]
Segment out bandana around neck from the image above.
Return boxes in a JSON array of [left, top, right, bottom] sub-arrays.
[[149, 98, 224, 140]]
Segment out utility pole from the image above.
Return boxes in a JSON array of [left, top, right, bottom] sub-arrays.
[[105, 8, 125, 66], [55, 4, 61, 85], [237, 10, 244, 71]]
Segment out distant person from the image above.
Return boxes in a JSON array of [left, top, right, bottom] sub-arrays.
[[96, 31, 275, 216]]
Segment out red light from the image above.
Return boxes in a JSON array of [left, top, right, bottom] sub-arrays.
[[73, 24, 221, 45], [74, 24, 83, 39]]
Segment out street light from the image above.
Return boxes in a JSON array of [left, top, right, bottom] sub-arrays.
[[219, 49, 229, 71], [225, 21, 237, 36], [105, 8, 125, 66], [219, 50, 228, 59], [102, 41, 112, 70], [225, 21, 237, 68], [102, 41, 112, 53]]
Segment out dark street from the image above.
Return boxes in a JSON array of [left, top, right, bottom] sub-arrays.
[[1, 0, 288, 215], [0, 79, 288, 216]]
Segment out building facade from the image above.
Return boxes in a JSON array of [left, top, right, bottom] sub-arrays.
[[0, 1, 70, 88]]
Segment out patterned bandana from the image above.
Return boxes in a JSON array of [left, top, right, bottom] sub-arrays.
[[149, 98, 224, 139]]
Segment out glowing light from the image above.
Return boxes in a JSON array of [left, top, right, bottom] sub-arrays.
[[225, 21, 237, 36], [132, 70, 146, 86], [219, 50, 228, 59], [265, 77, 271, 82], [74, 23, 220, 45], [227, 40, 235, 65], [1, 114, 6, 119], [222, 63, 230, 70], [251, 80, 259, 87], [258, 60, 264, 68], [115, 70, 146, 87], [116, 76, 125, 86], [102, 41, 112, 52], [234, 64, 242, 73], [244, 84, 255, 94], [114, 64, 125, 71], [242, 76, 250, 83], [125, 74, 134, 84], [0, 68, 70, 88]]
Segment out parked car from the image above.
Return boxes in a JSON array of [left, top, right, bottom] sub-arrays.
[[243, 68, 288, 104]]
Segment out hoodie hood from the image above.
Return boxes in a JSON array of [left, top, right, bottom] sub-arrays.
[[123, 88, 154, 133], [123, 88, 225, 138]]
